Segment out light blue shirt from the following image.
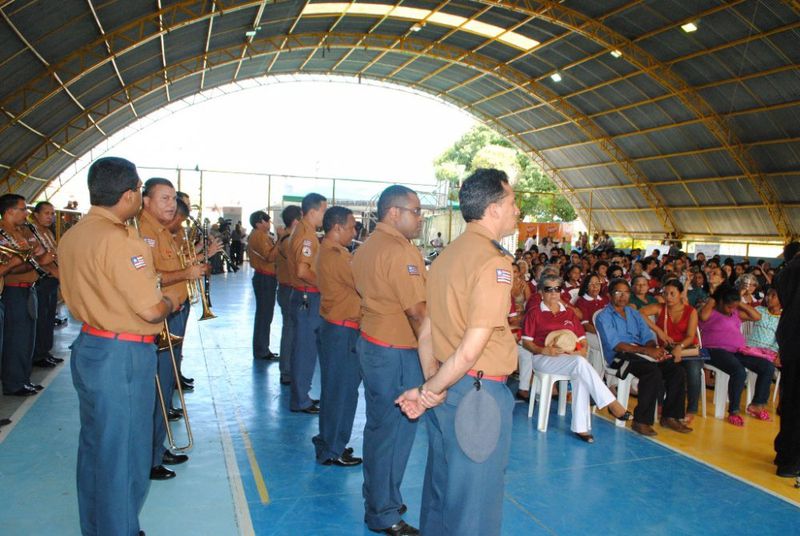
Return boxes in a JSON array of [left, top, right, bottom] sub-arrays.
[[596, 304, 656, 363]]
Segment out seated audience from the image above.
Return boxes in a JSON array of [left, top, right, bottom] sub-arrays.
[[640, 280, 702, 423], [595, 279, 691, 436], [746, 287, 781, 366], [686, 268, 709, 308], [630, 275, 659, 310], [699, 287, 775, 425], [575, 274, 608, 333], [521, 274, 632, 443]]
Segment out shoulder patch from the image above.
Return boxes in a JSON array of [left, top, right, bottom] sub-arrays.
[[496, 268, 512, 284], [143, 237, 156, 247], [407, 264, 420, 276], [131, 255, 146, 270], [302, 238, 313, 257]]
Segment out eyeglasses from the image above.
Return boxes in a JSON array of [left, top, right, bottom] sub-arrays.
[[613, 290, 631, 296], [393, 206, 422, 216], [542, 286, 561, 293]]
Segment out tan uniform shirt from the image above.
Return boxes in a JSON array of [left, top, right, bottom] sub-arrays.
[[0, 223, 39, 285], [317, 239, 361, 324], [287, 218, 320, 290], [138, 209, 188, 305], [58, 206, 163, 335], [427, 222, 516, 376], [275, 235, 292, 286], [351, 222, 426, 348], [247, 228, 276, 275]]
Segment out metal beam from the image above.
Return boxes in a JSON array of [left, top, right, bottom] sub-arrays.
[[473, 0, 795, 240]]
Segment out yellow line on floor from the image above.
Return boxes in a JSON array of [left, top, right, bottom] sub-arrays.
[[234, 409, 271, 505]]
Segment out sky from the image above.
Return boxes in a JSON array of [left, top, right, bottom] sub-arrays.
[[48, 77, 475, 212]]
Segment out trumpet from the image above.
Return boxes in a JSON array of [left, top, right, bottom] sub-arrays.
[[0, 228, 49, 278], [130, 216, 193, 452]]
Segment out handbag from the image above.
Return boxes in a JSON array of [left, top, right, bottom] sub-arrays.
[[737, 345, 777, 362]]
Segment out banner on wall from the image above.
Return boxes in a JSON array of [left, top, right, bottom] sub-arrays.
[[517, 222, 575, 246], [694, 243, 721, 258]]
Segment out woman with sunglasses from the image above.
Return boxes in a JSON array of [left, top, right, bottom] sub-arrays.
[[521, 273, 631, 443]]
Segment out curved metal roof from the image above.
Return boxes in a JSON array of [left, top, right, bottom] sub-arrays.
[[1, 0, 798, 241]]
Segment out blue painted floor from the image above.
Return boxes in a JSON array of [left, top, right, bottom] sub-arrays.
[[1, 266, 798, 535]]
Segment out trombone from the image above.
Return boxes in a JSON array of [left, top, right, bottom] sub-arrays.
[[130, 216, 193, 452]]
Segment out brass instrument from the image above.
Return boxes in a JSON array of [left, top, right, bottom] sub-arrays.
[[24, 221, 58, 267], [130, 216, 192, 452], [178, 225, 216, 321], [0, 227, 48, 278], [186, 214, 238, 274]]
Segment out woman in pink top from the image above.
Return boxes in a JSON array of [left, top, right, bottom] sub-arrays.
[[640, 280, 701, 423], [699, 286, 775, 426]]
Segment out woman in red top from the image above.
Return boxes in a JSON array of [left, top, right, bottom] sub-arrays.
[[575, 274, 608, 333], [561, 264, 582, 305], [640, 279, 700, 423], [522, 273, 631, 443]]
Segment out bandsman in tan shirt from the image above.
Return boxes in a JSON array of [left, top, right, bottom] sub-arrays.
[[29, 201, 64, 369], [275, 205, 302, 385], [351, 185, 440, 536], [396, 169, 520, 536], [286, 193, 327, 413], [248, 210, 280, 360], [138, 177, 208, 480], [0, 193, 56, 397], [311, 206, 363, 468], [58, 157, 173, 536], [0, 245, 24, 427]]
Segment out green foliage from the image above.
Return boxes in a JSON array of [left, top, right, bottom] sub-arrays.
[[434, 125, 577, 221]]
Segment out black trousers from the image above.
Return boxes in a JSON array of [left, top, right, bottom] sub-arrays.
[[34, 276, 58, 359], [617, 353, 687, 425], [775, 348, 800, 467]]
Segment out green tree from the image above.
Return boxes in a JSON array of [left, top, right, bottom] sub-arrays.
[[435, 125, 577, 221]]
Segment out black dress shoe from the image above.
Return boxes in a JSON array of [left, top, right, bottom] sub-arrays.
[[3, 387, 37, 396], [162, 451, 189, 465], [33, 359, 56, 368], [776, 464, 800, 478], [323, 451, 363, 467], [292, 404, 320, 415], [398, 504, 407, 515], [149, 465, 176, 480], [49, 356, 64, 363], [167, 408, 183, 421], [180, 375, 194, 384], [311, 398, 320, 405], [27, 383, 44, 392], [280, 378, 291, 385], [179, 380, 194, 391], [371, 520, 419, 535], [0, 418, 11, 427]]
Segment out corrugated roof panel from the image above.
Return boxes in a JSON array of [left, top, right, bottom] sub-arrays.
[[740, 70, 800, 108], [729, 104, 800, 142], [559, 165, 624, 189], [115, 41, 164, 83], [748, 144, 800, 174], [769, 174, 800, 202]]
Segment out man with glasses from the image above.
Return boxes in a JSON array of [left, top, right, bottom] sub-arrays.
[[59, 157, 174, 536], [0, 194, 56, 396], [352, 185, 431, 536], [595, 278, 690, 436]]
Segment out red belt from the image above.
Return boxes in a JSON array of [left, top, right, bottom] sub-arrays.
[[466, 369, 508, 383], [293, 286, 319, 293], [81, 324, 156, 344], [255, 269, 276, 276], [360, 332, 415, 350], [4, 282, 34, 288], [327, 319, 360, 330]]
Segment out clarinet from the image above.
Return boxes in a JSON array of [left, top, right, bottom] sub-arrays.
[[0, 227, 49, 278], [24, 222, 58, 267]]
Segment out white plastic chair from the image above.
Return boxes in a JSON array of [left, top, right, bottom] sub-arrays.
[[528, 372, 574, 432], [591, 311, 633, 428]]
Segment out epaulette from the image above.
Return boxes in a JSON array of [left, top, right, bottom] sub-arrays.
[[491, 240, 515, 259]]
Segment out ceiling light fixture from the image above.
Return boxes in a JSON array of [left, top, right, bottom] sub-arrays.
[[681, 21, 698, 33], [551, 72, 562, 82], [610, 49, 622, 58], [410, 22, 424, 32], [245, 30, 257, 37]]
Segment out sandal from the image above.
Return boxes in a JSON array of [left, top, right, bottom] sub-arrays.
[[727, 414, 744, 427], [746, 406, 772, 421], [574, 432, 594, 443]]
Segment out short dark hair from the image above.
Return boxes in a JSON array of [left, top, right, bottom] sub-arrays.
[[578, 272, 600, 297], [176, 198, 189, 217], [301, 193, 327, 214], [323, 206, 353, 233], [281, 205, 302, 227], [608, 277, 630, 294], [459, 168, 509, 222], [663, 279, 684, 293], [0, 193, 25, 216], [33, 201, 54, 213], [249, 210, 269, 228], [177, 191, 189, 200], [377, 185, 416, 221], [143, 177, 174, 197], [783, 241, 800, 261], [87, 157, 140, 206]]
